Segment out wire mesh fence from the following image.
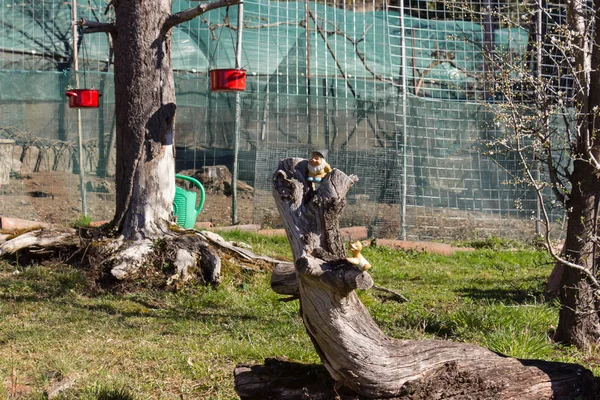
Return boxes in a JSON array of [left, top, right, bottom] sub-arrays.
[[0, 0, 567, 240]]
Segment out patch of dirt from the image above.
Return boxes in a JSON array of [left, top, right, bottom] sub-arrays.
[[398, 362, 503, 399], [0, 171, 254, 227], [1, 171, 550, 240]]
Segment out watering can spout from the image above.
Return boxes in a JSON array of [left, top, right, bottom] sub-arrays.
[[173, 174, 206, 229]]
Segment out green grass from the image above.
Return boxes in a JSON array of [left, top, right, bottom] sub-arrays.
[[0, 233, 598, 399], [213, 230, 293, 260], [71, 215, 92, 229]]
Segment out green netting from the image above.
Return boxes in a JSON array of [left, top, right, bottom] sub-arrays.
[[0, 0, 557, 240], [1, 0, 529, 101]]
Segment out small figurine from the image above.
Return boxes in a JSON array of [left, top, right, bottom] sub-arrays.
[[346, 240, 372, 271], [307, 151, 332, 183]]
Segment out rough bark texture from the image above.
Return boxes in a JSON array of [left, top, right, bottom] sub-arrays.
[[554, 159, 600, 347], [270, 262, 298, 296], [235, 357, 600, 400], [252, 157, 599, 399], [0, 229, 78, 264], [112, 0, 176, 239], [553, 0, 600, 348]]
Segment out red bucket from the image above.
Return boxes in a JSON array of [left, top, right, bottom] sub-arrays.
[[210, 69, 246, 92], [65, 89, 102, 108]]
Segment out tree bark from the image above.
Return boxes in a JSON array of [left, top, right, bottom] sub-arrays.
[[553, 0, 600, 348], [265, 157, 598, 399], [554, 160, 600, 347], [112, 0, 176, 239]]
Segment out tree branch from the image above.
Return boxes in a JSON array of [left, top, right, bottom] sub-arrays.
[[164, 0, 243, 32], [76, 18, 116, 35], [307, 9, 356, 98]]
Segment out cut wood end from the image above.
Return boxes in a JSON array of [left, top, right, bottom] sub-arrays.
[[353, 270, 374, 290]]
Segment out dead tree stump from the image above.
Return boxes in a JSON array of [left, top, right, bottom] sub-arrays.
[[234, 158, 599, 400]]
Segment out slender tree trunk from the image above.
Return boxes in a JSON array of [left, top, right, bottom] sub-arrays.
[[112, 0, 176, 239]]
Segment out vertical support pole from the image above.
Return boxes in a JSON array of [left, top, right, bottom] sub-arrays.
[[400, 1, 408, 240], [482, 0, 494, 101], [535, 0, 543, 235], [305, 0, 312, 145], [323, 78, 329, 147], [232, 0, 244, 225], [72, 0, 87, 216]]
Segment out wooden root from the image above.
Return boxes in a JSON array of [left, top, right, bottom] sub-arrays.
[[0, 227, 283, 288], [236, 157, 600, 400], [0, 229, 78, 262]]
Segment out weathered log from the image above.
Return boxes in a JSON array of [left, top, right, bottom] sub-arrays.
[[234, 357, 598, 400], [234, 357, 360, 400], [270, 262, 297, 295], [198, 230, 283, 264], [0, 229, 78, 263], [0, 228, 226, 287], [271, 260, 408, 302], [235, 157, 600, 399]]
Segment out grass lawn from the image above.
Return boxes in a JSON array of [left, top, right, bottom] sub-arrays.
[[0, 233, 598, 399]]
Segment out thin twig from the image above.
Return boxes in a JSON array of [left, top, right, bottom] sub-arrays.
[[164, 0, 243, 32], [77, 18, 116, 35], [373, 284, 408, 303], [307, 9, 356, 98]]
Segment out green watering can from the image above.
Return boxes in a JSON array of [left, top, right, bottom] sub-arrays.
[[173, 174, 206, 229]]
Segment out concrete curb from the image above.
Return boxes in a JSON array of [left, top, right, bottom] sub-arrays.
[[210, 224, 261, 233], [374, 239, 474, 255], [0, 216, 50, 231], [256, 226, 369, 242]]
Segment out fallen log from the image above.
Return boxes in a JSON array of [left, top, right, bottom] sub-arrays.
[[234, 157, 600, 399], [0, 228, 78, 262]]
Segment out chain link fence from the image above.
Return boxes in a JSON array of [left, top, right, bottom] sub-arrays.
[[0, 0, 565, 240]]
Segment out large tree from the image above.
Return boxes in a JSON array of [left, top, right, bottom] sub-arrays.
[[80, 0, 239, 240], [0, 1, 241, 283], [24, 0, 244, 282], [553, 0, 600, 348], [479, 0, 600, 348]]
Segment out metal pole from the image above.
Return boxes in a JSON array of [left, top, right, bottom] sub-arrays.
[[399, 1, 408, 240], [535, 0, 543, 235], [72, 0, 87, 216], [231, 0, 244, 224], [305, 0, 312, 145], [482, 0, 494, 101]]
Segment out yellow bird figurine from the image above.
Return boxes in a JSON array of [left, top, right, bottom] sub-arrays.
[[346, 240, 371, 271]]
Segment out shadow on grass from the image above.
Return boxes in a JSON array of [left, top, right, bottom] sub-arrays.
[[93, 387, 136, 400], [457, 284, 546, 304], [82, 301, 262, 323], [518, 358, 600, 399], [234, 357, 358, 400], [1, 284, 265, 329]]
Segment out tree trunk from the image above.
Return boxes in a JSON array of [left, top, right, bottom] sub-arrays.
[[112, 0, 176, 239], [554, 160, 600, 347], [553, 0, 600, 348], [264, 157, 598, 399]]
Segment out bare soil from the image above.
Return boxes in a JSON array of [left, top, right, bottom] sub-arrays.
[[0, 171, 254, 227], [0, 171, 546, 241]]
